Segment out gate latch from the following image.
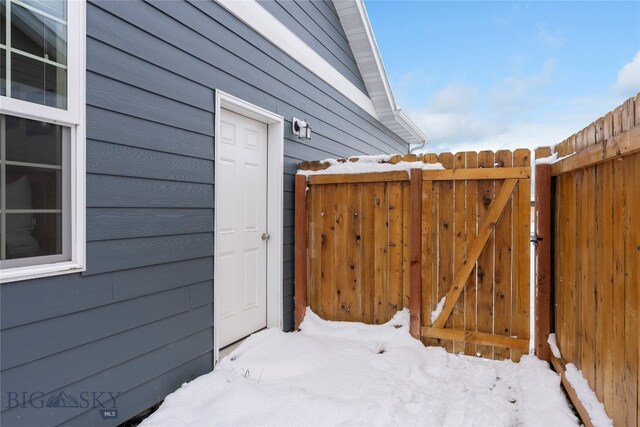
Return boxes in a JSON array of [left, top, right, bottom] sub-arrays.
[[530, 233, 543, 247]]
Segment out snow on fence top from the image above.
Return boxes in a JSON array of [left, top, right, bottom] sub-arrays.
[[296, 154, 444, 177]]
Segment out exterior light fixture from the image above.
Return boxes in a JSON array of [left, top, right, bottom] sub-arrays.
[[292, 117, 311, 140]]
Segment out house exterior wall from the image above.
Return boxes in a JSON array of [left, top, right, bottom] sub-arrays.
[[257, 0, 369, 94], [0, 1, 409, 426]]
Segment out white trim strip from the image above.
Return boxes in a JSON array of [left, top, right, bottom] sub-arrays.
[[0, 261, 84, 282], [0, 96, 78, 125], [216, 0, 378, 120], [10, 47, 68, 69]]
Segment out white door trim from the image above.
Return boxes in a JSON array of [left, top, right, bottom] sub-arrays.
[[214, 90, 284, 363]]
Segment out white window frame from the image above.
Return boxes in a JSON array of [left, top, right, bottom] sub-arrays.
[[0, 0, 86, 283]]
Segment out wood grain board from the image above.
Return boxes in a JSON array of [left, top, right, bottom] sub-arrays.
[[298, 148, 532, 363], [544, 94, 639, 425]]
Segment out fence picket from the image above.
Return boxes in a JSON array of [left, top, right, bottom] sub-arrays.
[[334, 184, 349, 321], [599, 160, 614, 413], [612, 158, 626, 425], [388, 181, 404, 319], [624, 153, 638, 427], [345, 184, 361, 322], [438, 152, 455, 352], [494, 150, 513, 360], [452, 153, 467, 354], [476, 150, 496, 358], [360, 183, 375, 323], [464, 152, 479, 357], [513, 149, 530, 362], [319, 184, 336, 320], [373, 182, 389, 324]]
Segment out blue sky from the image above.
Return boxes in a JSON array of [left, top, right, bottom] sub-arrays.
[[365, 1, 640, 153]]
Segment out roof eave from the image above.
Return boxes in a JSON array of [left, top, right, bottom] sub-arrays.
[[333, 0, 428, 147]]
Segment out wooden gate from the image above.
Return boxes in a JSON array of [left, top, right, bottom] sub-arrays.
[[420, 150, 531, 361], [297, 171, 413, 325], [295, 149, 532, 361]]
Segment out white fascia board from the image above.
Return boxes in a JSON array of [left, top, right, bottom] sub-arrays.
[[352, 0, 397, 111], [333, 0, 428, 146], [216, 0, 378, 119], [395, 109, 429, 144]]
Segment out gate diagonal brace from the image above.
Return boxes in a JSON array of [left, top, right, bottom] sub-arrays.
[[432, 178, 519, 329]]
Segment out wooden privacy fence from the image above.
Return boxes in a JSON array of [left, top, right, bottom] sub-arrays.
[[535, 94, 640, 427], [294, 149, 532, 362]]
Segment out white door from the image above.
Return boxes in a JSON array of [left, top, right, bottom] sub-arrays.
[[217, 108, 268, 348]]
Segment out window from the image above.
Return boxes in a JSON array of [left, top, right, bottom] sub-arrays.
[[0, 0, 85, 282]]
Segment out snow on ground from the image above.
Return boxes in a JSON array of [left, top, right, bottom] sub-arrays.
[[564, 364, 613, 427], [142, 309, 577, 426]]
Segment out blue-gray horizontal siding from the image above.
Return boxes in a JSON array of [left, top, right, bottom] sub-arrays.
[[257, 0, 368, 94], [1, 1, 408, 425]]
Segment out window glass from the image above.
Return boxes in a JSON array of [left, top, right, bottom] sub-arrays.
[[1, 0, 5, 45], [11, 3, 67, 64], [6, 165, 61, 210], [11, 46, 67, 108], [3, 0, 68, 109], [1, 115, 64, 261], [1, 0, 5, 97], [0, 49, 5, 97], [21, 0, 66, 20], [5, 108, 63, 165]]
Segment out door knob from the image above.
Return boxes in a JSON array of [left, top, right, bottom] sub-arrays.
[[261, 233, 270, 241]]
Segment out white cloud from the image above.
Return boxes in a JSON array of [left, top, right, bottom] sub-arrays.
[[490, 59, 556, 114], [405, 60, 560, 153], [537, 27, 563, 49], [615, 51, 640, 96], [416, 109, 599, 155], [408, 84, 503, 151], [428, 84, 477, 113], [402, 57, 633, 155]]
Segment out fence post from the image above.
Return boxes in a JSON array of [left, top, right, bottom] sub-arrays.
[[409, 169, 422, 339], [535, 164, 552, 361], [294, 174, 308, 329]]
